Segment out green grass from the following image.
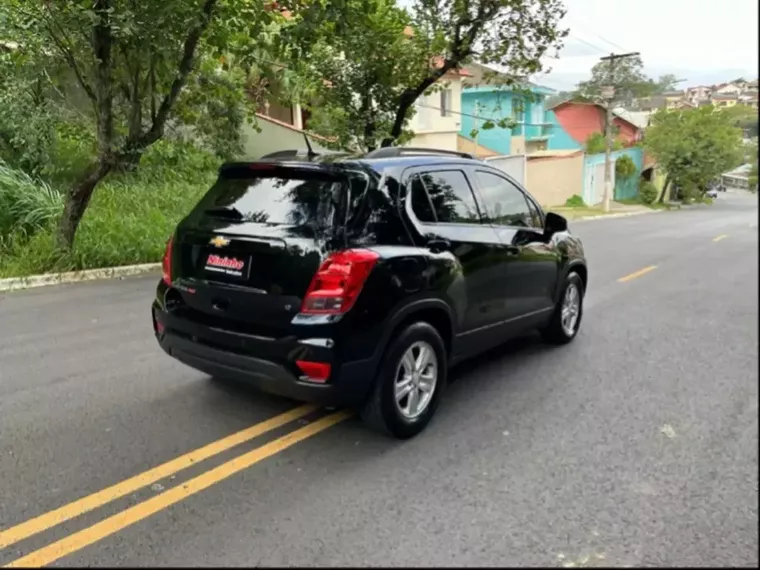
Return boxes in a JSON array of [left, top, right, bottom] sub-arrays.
[[0, 169, 216, 278]]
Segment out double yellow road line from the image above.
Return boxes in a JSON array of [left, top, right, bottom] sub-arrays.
[[1, 405, 351, 567]]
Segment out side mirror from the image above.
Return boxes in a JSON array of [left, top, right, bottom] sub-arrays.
[[544, 212, 568, 234]]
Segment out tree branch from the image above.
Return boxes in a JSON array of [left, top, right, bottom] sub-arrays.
[[42, 19, 98, 105], [138, 0, 218, 148], [92, 0, 115, 154]]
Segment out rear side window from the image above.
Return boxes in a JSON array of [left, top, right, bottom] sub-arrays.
[[411, 170, 481, 224], [195, 168, 367, 231]]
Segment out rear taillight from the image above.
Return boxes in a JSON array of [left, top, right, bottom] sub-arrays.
[[301, 249, 380, 315], [162, 235, 174, 285]]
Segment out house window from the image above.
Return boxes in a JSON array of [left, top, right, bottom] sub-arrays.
[[531, 100, 543, 126], [440, 89, 452, 117], [512, 98, 525, 123]]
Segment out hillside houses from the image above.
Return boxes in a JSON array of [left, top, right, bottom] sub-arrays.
[[632, 79, 759, 111]]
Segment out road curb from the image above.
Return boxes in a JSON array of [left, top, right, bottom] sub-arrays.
[[0, 207, 672, 293], [0, 263, 161, 293], [571, 209, 665, 223]]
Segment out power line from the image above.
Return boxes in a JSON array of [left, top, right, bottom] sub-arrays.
[[413, 101, 629, 129], [566, 17, 630, 53], [566, 33, 609, 55]]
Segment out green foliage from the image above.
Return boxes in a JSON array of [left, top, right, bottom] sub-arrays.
[[638, 179, 658, 204], [564, 194, 585, 207], [297, 0, 432, 151], [0, 41, 59, 176], [468, 100, 518, 139], [585, 132, 606, 154], [297, 0, 568, 147], [644, 106, 744, 198], [615, 154, 636, 179], [0, 142, 218, 277], [0, 0, 311, 247], [749, 148, 758, 192], [0, 160, 64, 242], [575, 56, 655, 101], [584, 132, 623, 154]]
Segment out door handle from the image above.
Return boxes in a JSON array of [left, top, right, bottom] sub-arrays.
[[426, 237, 451, 252]]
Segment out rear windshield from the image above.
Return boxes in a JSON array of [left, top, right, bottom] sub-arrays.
[[195, 168, 368, 230]]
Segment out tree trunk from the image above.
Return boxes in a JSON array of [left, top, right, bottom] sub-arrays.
[[56, 158, 113, 250], [657, 174, 671, 204], [382, 64, 455, 148]]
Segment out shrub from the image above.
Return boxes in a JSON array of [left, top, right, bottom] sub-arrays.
[[0, 160, 63, 240], [564, 194, 585, 207], [584, 133, 606, 154], [615, 154, 637, 179], [0, 142, 220, 278], [638, 180, 658, 204]]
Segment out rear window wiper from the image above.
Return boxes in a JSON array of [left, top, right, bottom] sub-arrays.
[[204, 206, 246, 221]]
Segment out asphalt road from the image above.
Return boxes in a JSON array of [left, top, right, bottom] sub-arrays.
[[1, 191, 757, 567]]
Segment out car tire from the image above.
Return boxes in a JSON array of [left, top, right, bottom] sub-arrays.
[[360, 322, 447, 439], [540, 271, 584, 345]]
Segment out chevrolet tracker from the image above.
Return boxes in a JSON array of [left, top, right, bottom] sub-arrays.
[[152, 147, 588, 439]]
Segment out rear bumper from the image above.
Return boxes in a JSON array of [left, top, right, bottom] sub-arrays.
[[153, 302, 373, 407]]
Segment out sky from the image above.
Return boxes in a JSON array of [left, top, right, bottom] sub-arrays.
[[536, 0, 759, 91]]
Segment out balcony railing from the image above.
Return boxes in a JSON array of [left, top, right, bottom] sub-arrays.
[[524, 123, 553, 140]]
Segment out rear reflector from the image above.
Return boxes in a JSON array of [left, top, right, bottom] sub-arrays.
[[301, 249, 380, 315], [162, 235, 174, 285], [296, 360, 331, 383]]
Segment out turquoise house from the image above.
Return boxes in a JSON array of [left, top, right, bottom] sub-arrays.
[[459, 84, 556, 155], [545, 109, 583, 151]]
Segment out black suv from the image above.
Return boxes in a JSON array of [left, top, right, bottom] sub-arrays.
[[152, 147, 587, 439]]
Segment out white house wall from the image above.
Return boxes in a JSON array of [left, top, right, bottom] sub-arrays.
[[408, 75, 462, 138], [241, 116, 331, 159]]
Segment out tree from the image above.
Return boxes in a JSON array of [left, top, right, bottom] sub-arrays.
[[0, 38, 59, 176], [291, 0, 434, 151], [381, 0, 568, 146], [286, 0, 566, 150], [748, 140, 758, 192], [575, 55, 655, 101], [644, 106, 744, 202], [652, 74, 680, 94], [720, 104, 759, 137], [0, 0, 295, 249]]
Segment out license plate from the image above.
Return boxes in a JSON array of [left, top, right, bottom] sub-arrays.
[[203, 251, 250, 280]]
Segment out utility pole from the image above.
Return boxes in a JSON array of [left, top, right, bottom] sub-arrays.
[[600, 52, 639, 213]]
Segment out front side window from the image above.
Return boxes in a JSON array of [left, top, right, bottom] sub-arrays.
[[412, 170, 481, 224], [474, 170, 535, 228]]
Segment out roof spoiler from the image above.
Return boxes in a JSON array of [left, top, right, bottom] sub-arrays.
[[259, 132, 332, 161]]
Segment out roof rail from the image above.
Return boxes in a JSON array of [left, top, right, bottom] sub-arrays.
[[363, 147, 478, 160]]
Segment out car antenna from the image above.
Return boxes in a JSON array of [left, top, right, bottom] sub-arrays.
[[303, 132, 318, 160]]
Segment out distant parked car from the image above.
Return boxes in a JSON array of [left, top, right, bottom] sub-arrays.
[[706, 188, 718, 199]]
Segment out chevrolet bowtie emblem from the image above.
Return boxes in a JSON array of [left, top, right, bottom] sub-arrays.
[[209, 236, 230, 248]]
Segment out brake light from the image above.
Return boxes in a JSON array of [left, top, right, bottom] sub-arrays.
[[301, 249, 380, 314], [296, 360, 331, 383], [162, 235, 174, 285]]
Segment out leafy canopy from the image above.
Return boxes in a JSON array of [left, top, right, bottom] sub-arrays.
[[644, 106, 744, 195], [294, 0, 568, 147], [574, 56, 679, 102], [0, 0, 321, 247]]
